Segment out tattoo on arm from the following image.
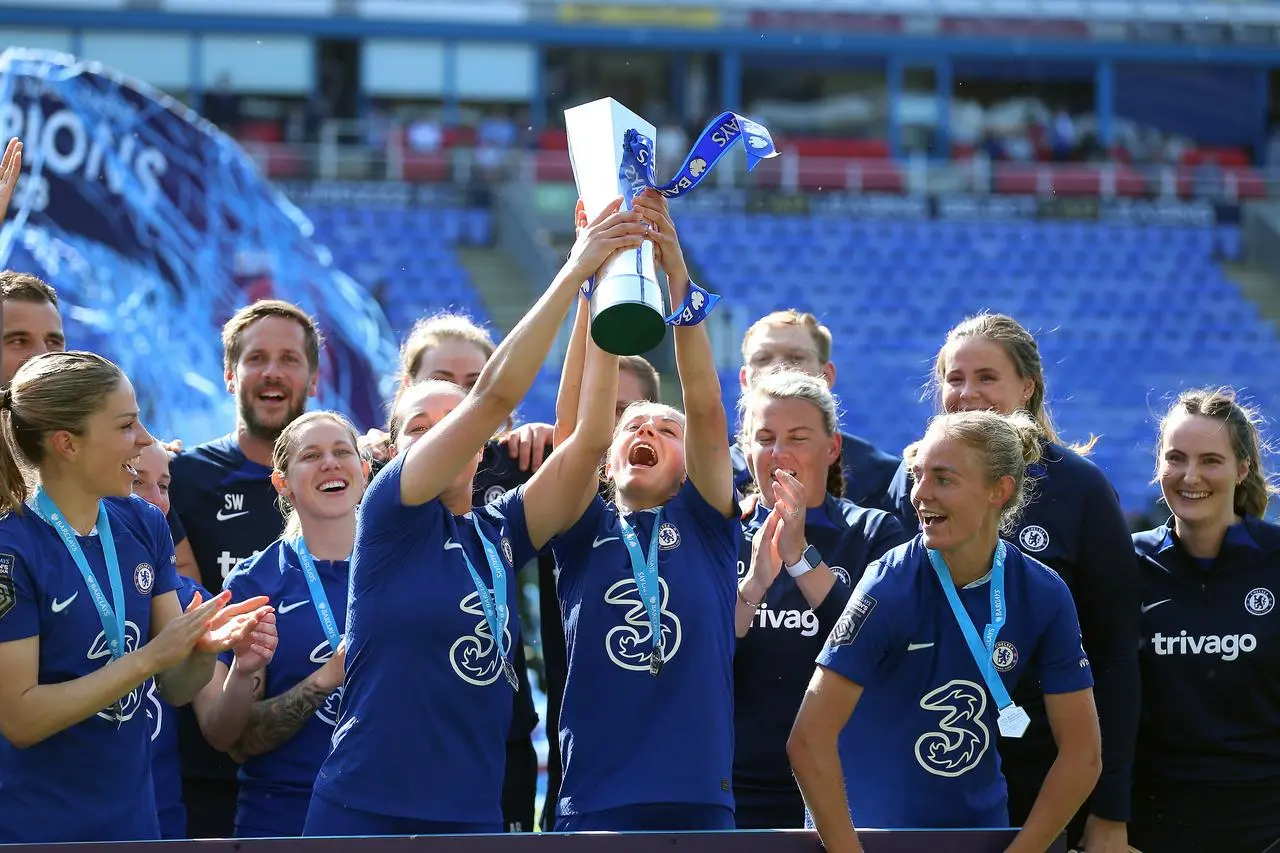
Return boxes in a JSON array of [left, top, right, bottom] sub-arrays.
[[227, 676, 329, 763]]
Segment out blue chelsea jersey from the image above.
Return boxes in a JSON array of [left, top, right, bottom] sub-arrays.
[[551, 478, 739, 818], [222, 538, 349, 837], [150, 574, 210, 839], [311, 453, 535, 825], [733, 497, 909, 826], [0, 495, 181, 842], [816, 536, 1092, 829]]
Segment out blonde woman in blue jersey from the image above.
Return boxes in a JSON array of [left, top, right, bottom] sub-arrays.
[[543, 188, 740, 832], [0, 351, 273, 843], [791, 409, 1101, 853]]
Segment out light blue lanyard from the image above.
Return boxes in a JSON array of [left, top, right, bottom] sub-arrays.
[[289, 536, 343, 654], [927, 540, 1013, 711], [32, 489, 127, 727], [33, 489, 125, 659], [617, 507, 665, 677], [458, 514, 518, 691]]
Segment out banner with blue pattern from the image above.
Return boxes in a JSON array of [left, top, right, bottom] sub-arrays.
[[0, 49, 400, 442]]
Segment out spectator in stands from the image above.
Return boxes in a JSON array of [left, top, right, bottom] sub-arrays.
[[1129, 389, 1280, 853], [737, 310, 899, 512], [1, 271, 65, 387], [168, 299, 322, 839], [732, 370, 909, 829], [196, 411, 365, 838], [884, 313, 1139, 852], [303, 198, 649, 837], [1050, 106, 1077, 162], [546, 189, 739, 832], [0, 351, 272, 843], [789, 409, 1100, 852]]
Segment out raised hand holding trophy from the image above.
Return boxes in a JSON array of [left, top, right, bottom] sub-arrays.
[[564, 98, 777, 356]]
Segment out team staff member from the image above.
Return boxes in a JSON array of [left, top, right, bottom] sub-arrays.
[[198, 411, 366, 838], [735, 310, 899, 512], [790, 409, 1101, 853], [168, 299, 322, 838], [1130, 389, 1280, 853], [733, 370, 908, 828], [304, 198, 650, 836], [0, 351, 272, 842], [886, 313, 1139, 852]]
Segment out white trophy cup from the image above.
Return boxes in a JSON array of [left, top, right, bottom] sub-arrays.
[[564, 97, 667, 356]]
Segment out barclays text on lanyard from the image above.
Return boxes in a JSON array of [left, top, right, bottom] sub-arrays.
[[31, 489, 130, 728], [617, 509, 666, 677], [457, 515, 519, 691], [927, 540, 1031, 739], [584, 111, 779, 327], [289, 537, 345, 655]]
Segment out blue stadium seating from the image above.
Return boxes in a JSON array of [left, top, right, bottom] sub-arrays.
[[303, 201, 1276, 517], [304, 205, 493, 337], [680, 214, 1276, 516]]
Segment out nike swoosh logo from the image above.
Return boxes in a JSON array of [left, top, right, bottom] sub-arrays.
[[593, 536, 619, 548], [278, 600, 310, 614], [1141, 599, 1172, 614], [51, 593, 78, 613], [907, 642, 935, 651], [216, 509, 250, 522]]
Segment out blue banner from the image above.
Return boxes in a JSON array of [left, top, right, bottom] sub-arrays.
[[0, 49, 400, 442]]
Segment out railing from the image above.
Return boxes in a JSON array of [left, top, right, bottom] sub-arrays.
[[248, 137, 1278, 203]]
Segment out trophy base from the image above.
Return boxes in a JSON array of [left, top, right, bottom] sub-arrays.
[[591, 300, 667, 357]]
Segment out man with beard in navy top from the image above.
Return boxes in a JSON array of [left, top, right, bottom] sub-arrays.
[[734, 310, 899, 513], [168, 300, 322, 838]]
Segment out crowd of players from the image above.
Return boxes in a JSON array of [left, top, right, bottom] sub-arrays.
[[0, 134, 1276, 853]]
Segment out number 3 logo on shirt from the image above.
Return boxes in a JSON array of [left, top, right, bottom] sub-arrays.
[[914, 679, 991, 778]]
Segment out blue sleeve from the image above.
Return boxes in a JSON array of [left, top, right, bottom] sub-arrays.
[[730, 444, 753, 494], [815, 559, 904, 688], [676, 477, 740, 569], [884, 460, 918, 532], [1033, 572, 1095, 695], [0, 529, 39, 642], [867, 511, 912, 564], [140, 497, 180, 599], [166, 507, 187, 546], [356, 453, 446, 586], [550, 495, 607, 585], [483, 484, 536, 570]]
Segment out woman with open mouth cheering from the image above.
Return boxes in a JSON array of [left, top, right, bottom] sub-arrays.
[[194, 410, 368, 838]]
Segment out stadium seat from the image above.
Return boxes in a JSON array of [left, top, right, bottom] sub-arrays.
[[679, 214, 1279, 516]]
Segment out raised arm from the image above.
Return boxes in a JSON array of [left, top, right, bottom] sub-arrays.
[[524, 324, 619, 550], [552, 200, 594, 448], [632, 189, 735, 517], [553, 294, 592, 448], [399, 199, 647, 507]]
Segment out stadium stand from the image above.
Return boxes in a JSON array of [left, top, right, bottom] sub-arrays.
[[680, 213, 1271, 516]]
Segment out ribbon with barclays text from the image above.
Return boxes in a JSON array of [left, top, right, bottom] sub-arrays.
[[595, 111, 776, 326]]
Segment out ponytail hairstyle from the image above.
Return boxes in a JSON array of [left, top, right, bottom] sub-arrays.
[[906, 409, 1043, 535], [271, 410, 363, 538], [932, 312, 1097, 456], [0, 351, 127, 516], [737, 369, 846, 499], [1157, 387, 1275, 518]]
